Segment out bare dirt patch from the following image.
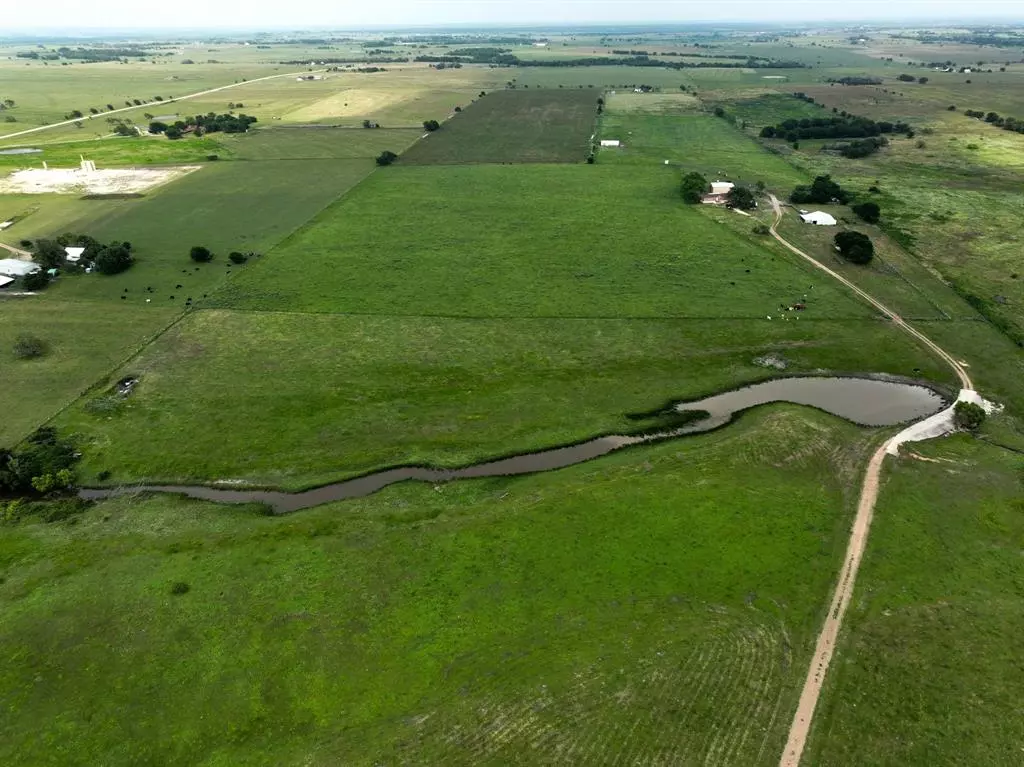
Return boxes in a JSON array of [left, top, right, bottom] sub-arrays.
[[0, 166, 200, 195]]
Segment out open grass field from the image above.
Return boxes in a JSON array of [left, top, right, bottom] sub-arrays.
[[40, 158, 373, 307], [0, 300, 176, 443], [221, 126, 421, 160], [2, 406, 876, 766], [216, 163, 864, 317], [806, 436, 1024, 766], [56, 310, 953, 488], [400, 89, 598, 164], [598, 112, 806, 187]]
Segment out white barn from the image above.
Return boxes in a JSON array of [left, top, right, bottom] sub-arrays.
[[800, 211, 838, 226], [0, 258, 40, 277]]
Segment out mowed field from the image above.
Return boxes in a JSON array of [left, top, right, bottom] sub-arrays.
[[2, 406, 875, 766], [400, 89, 598, 164]]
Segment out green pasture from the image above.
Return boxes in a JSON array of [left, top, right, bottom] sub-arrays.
[[58, 310, 952, 489], [400, 89, 597, 165], [41, 158, 373, 307], [807, 436, 1024, 766], [3, 406, 876, 765], [716, 92, 826, 128], [221, 126, 421, 160], [216, 164, 864, 317], [0, 300, 176, 444], [0, 135, 227, 168], [597, 112, 806, 187]]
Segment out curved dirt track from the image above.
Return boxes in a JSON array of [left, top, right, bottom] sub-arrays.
[[769, 196, 971, 767]]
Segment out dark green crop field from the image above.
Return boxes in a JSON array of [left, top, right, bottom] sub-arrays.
[[400, 89, 598, 165]]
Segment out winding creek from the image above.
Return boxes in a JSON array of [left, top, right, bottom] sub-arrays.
[[79, 376, 947, 514]]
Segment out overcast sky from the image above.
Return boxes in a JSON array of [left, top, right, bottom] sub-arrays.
[[6, 0, 1022, 30]]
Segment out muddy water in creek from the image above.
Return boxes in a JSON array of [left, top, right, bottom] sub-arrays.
[[80, 376, 946, 514]]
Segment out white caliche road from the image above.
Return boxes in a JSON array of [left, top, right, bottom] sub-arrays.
[[0, 68, 325, 145], [767, 196, 980, 767]]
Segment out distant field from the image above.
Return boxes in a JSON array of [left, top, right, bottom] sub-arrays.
[[598, 112, 805, 187], [0, 300, 176, 443], [42, 158, 373, 306], [216, 164, 861, 317], [807, 436, 1024, 766], [1, 407, 870, 766], [221, 126, 421, 160], [400, 89, 598, 164], [281, 86, 471, 128]]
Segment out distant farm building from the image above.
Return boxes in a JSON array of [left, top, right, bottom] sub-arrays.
[[702, 180, 735, 205], [0, 258, 40, 277], [64, 246, 86, 263], [800, 211, 838, 226], [600, 139, 621, 147]]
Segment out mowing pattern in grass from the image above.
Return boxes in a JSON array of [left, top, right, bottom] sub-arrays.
[[400, 89, 598, 165], [806, 436, 1024, 766], [222, 126, 422, 160], [1, 407, 874, 765], [57, 310, 953, 489], [215, 164, 867, 318]]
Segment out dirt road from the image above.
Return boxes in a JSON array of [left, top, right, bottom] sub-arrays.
[[770, 196, 971, 767], [0, 69, 325, 145], [0, 241, 32, 259]]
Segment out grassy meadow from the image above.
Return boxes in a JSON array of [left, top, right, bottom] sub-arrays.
[[400, 89, 598, 164], [56, 310, 953, 489], [2, 406, 876, 766], [1, 26, 1024, 767], [215, 163, 867, 317]]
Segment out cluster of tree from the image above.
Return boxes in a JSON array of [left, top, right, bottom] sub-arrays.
[[893, 31, 1024, 48], [760, 115, 913, 142], [356, 66, 388, 73], [834, 231, 875, 264], [279, 57, 410, 65], [953, 401, 987, 431], [361, 119, 381, 129], [963, 109, 1024, 135], [0, 98, 16, 111], [423, 119, 441, 132], [376, 150, 399, 166], [823, 136, 889, 159], [32, 234, 135, 275], [107, 118, 137, 137], [513, 55, 806, 70], [895, 73, 930, 84], [150, 112, 256, 139], [726, 186, 757, 210], [680, 172, 710, 204], [827, 76, 883, 85], [0, 427, 78, 498], [790, 175, 852, 205]]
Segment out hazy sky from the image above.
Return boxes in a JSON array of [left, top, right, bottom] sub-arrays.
[[6, 0, 1022, 30]]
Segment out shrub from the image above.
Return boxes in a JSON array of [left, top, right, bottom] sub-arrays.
[[13, 334, 48, 359], [21, 270, 50, 291], [852, 201, 881, 224], [834, 230, 875, 264], [170, 581, 191, 595], [228, 251, 248, 264], [19, 239, 32, 248], [422, 119, 441, 132], [189, 245, 213, 263], [953, 401, 986, 431], [375, 150, 398, 166], [752, 224, 770, 235], [206, 154, 219, 161]]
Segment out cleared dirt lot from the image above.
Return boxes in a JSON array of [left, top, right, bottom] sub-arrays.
[[0, 166, 200, 195]]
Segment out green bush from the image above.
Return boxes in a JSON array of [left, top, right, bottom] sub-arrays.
[[953, 401, 986, 431], [12, 334, 48, 359]]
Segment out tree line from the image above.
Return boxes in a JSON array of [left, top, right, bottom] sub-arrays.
[[963, 109, 1024, 135], [150, 112, 257, 139], [760, 115, 913, 142]]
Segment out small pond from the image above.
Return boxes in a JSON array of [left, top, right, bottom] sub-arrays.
[[80, 376, 947, 514]]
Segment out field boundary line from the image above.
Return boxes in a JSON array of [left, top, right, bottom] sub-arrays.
[[768, 195, 971, 767], [0, 68, 328, 145]]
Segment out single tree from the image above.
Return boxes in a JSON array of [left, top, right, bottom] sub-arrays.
[[852, 201, 881, 224], [375, 150, 398, 166], [726, 186, 757, 210], [834, 231, 875, 265], [953, 401, 986, 431], [148, 121, 168, 134], [164, 125, 183, 139], [189, 245, 213, 263], [33, 238, 66, 269], [228, 251, 248, 264], [94, 245, 134, 275], [422, 119, 441, 132], [680, 171, 710, 204]]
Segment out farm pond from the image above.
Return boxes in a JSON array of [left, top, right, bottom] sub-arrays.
[[81, 376, 947, 514]]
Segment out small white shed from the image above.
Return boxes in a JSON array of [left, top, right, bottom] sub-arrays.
[[600, 139, 621, 147], [800, 211, 838, 226], [65, 246, 86, 263], [710, 181, 735, 195]]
